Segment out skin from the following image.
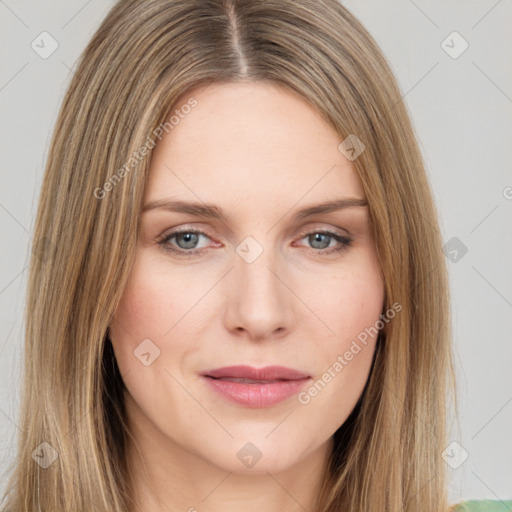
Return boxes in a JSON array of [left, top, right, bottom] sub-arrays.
[[109, 81, 385, 512]]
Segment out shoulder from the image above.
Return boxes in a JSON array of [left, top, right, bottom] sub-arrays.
[[450, 500, 512, 512]]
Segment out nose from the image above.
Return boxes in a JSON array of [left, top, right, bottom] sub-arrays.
[[221, 241, 297, 342]]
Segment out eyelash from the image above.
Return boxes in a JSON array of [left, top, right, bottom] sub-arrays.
[[156, 228, 353, 258]]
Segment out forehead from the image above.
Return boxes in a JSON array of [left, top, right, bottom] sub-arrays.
[[144, 81, 365, 214]]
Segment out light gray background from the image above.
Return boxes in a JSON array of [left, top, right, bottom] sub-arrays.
[[1, 0, 511, 504]]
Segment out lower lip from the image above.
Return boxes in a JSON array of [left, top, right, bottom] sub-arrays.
[[202, 376, 310, 408]]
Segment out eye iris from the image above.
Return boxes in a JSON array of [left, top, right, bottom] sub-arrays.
[[309, 233, 330, 249], [176, 232, 199, 249]]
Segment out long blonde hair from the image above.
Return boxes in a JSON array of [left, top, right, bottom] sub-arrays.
[[2, 1, 454, 510]]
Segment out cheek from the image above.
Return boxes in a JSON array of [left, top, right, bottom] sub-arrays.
[[298, 269, 384, 424], [310, 260, 385, 348], [109, 253, 185, 370], [340, 274, 384, 339], [296, 257, 384, 412]]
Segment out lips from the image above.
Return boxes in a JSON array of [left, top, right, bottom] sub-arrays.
[[201, 365, 311, 408], [202, 365, 310, 381]]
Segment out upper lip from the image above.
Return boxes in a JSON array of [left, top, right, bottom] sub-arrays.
[[202, 365, 310, 381]]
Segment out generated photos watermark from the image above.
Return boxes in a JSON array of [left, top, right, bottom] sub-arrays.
[[94, 97, 198, 199], [298, 301, 402, 405]]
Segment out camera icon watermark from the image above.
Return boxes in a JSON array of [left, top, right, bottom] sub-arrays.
[[236, 442, 262, 468], [443, 236, 468, 263], [236, 236, 263, 264], [338, 134, 366, 161], [134, 338, 161, 366], [441, 31, 469, 59], [31, 31, 59, 59], [32, 442, 59, 469], [442, 441, 469, 469]]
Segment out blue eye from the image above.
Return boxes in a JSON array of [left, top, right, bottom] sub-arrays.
[[172, 232, 202, 249], [157, 230, 210, 257], [156, 229, 352, 257], [296, 231, 353, 254]]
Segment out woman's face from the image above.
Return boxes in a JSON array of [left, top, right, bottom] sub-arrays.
[[109, 81, 385, 474]]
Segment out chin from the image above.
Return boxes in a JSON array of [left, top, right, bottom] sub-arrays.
[[196, 433, 317, 476]]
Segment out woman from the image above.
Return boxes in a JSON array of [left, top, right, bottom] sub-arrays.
[[2, 1, 508, 511]]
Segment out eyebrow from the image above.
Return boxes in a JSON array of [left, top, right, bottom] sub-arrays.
[[142, 197, 368, 220]]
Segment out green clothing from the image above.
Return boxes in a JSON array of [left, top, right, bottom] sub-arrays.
[[452, 500, 512, 511]]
